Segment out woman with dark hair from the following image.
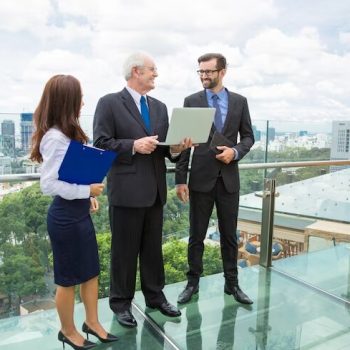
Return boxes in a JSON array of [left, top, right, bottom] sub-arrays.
[[31, 75, 118, 350]]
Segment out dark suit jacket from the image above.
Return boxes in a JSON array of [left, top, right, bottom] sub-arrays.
[[175, 89, 254, 193], [93, 88, 174, 207]]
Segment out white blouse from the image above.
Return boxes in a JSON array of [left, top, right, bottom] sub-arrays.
[[39, 128, 90, 200]]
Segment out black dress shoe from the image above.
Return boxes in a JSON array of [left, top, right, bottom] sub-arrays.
[[58, 331, 96, 350], [177, 284, 199, 304], [115, 309, 137, 327], [146, 301, 181, 317], [224, 284, 253, 305], [82, 322, 119, 343]]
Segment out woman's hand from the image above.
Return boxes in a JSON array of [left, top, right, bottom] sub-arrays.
[[90, 197, 99, 213], [90, 183, 104, 197]]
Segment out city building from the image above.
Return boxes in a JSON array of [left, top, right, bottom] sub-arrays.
[[330, 121, 350, 171], [0, 153, 11, 175], [267, 127, 276, 142], [1, 120, 15, 157], [252, 125, 261, 141], [20, 113, 33, 153]]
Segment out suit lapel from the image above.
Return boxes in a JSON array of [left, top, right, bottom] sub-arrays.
[[198, 90, 209, 107], [121, 88, 149, 134]]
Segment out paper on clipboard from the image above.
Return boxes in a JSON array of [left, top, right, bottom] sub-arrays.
[[58, 140, 117, 185]]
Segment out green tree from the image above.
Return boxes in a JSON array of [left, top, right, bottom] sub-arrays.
[[21, 184, 51, 238], [91, 194, 110, 234], [162, 239, 222, 285], [0, 245, 47, 310], [0, 192, 26, 244], [163, 189, 190, 237], [96, 232, 112, 298]]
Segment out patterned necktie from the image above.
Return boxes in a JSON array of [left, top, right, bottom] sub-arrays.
[[212, 94, 223, 132], [140, 95, 151, 132]]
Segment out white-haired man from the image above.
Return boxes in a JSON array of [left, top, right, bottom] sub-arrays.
[[93, 52, 191, 327]]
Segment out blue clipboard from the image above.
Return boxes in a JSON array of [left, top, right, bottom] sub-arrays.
[[58, 140, 117, 185]]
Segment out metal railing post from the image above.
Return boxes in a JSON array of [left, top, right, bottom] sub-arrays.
[[259, 178, 276, 267]]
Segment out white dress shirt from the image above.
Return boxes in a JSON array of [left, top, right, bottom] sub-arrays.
[[39, 128, 90, 200], [125, 86, 148, 112]]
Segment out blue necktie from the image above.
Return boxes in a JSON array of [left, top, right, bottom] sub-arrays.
[[212, 94, 223, 132], [140, 96, 151, 132]]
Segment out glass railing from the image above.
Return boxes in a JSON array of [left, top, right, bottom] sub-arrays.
[[2, 113, 350, 348], [1, 160, 349, 319], [237, 161, 350, 307], [1, 112, 350, 313]]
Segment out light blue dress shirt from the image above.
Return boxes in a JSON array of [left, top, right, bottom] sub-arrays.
[[205, 88, 239, 159]]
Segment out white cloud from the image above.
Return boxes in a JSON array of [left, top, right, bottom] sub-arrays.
[[339, 32, 350, 45], [0, 0, 349, 129], [242, 83, 301, 100], [0, 0, 52, 32]]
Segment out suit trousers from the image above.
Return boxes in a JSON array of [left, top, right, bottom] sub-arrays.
[[109, 198, 166, 312], [187, 177, 239, 285]]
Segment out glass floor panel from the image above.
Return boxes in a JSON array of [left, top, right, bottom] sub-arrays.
[[1, 248, 350, 349], [0, 300, 165, 350], [135, 266, 350, 349], [273, 244, 350, 302]]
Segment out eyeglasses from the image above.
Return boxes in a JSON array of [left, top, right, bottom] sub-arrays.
[[196, 69, 220, 76]]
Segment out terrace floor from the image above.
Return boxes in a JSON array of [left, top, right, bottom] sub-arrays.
[[1, 245, 350, 349]]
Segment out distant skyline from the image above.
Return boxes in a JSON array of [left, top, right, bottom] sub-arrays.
[[0, 0, 349, 124], [0, 113, 337, 141]]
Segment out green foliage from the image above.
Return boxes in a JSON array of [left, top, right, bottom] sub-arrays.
[[21, 183, 51, 237], [0, 192, 26, 244], [0, 183, 51, 245], [0, 245, 47, 305], [96, 232, 111, 298], [91, 195, 110, 234], [162, 239, 222, 285], [203, 244, 224, 275], [163, 239, 188, 284], [163, 189, 189, 238]]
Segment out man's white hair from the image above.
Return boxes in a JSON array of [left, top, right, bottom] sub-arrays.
[[122, 52, 152, 81]]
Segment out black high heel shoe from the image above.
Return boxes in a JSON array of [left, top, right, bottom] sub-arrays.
[[58, 331, 96, 350], [82, 322, 119, 343]]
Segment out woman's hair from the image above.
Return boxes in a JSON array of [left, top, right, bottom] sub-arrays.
[[30, 74, 88, 162]]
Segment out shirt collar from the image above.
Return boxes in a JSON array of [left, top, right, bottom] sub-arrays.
[[126, 86, 146, 107], [206, 87, 226, 100]]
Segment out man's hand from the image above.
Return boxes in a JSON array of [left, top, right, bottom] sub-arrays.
[[134, 135, 159, 154], [170, 137, 193, 154], [215, 146, 235, 164], [176, 184, 189, 203]]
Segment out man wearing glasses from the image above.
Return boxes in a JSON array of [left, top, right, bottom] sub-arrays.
[[176, 53, 254, 305]]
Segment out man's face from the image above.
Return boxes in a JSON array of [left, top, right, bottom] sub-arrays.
[[136, 57, 158, 92], [198, 58, 223, 89]]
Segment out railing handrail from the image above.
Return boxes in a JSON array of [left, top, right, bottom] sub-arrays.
[[167, 159, 350, 173], [238, 159, 350, 170], [1, 159, 350, 182]]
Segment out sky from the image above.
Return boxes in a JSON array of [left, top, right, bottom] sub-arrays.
[[0, 0, 349, 127]]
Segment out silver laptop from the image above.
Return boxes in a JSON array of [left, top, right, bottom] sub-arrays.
[[158, 107, 215, 145]]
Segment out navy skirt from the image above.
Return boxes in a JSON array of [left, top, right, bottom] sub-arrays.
[[47, 196, 100, 287]]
